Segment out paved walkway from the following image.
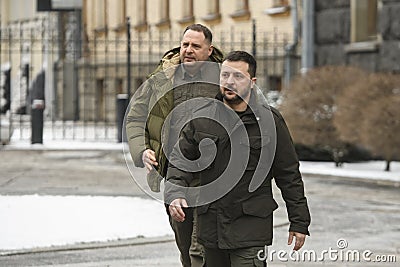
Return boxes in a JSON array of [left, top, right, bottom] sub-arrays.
[[0, 149, 399, 266]]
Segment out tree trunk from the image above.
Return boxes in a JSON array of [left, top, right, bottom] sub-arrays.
[[385, 160, 391, 172]]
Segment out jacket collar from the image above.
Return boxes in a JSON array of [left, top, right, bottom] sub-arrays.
[[215, 91, 265, 118]]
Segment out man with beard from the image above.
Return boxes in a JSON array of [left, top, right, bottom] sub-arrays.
[[126, 24, 223, 267], [165, 51, 311, 267]]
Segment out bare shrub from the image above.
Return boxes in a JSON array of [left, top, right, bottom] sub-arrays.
[[335, 73, 400, 171], [280, 66, 367, 165]]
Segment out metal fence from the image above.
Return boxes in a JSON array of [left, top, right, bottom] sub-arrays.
[[0, 15, 300, 144]]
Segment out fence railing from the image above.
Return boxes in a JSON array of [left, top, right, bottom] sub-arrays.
[[0, 16, 300, 144]]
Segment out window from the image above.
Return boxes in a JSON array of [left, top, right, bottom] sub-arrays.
[[230, 0, 250, 20], [351, 0, 377, 43], [236, 0, 248, 10], [208, 0, 219, 14], [94, 0, 107, 32], [273, 0, 289, 7], [115, 0, 126, 29], [202, 0, 221, 22], [178, 0, 194, 24], [135, 0, 148, 31], [156, 0, 170, 28]]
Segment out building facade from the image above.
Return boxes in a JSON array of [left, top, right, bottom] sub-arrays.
[[79, 0, 299, 122], [315, 0, 400, 73], [1, 0, 300, 141]]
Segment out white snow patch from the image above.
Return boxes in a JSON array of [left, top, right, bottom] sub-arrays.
[[300, 161, 400, 182], [0, 195, 172, 251]]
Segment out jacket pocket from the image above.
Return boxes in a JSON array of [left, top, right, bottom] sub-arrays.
[[242, 195, 278, 218], [224, 195, 278, 222], [193, 132, 219, 170], [197, 203, 218, 245], [146, 169, 162, 192], [239, 135, 271, 170], [197, 204, 210, 215]]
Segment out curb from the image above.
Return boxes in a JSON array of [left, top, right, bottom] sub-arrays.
[[302, 172, 400, 188], [0, 236, 175, 257], [1, 145, 125, 153], [0, 222, 290, 257], [1, 140, 128, 152]]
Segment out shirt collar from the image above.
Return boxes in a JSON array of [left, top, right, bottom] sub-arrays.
[[177, 63, 206, 81]]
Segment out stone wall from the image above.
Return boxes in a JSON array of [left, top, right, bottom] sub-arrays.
[[315, 0, 400, 73]]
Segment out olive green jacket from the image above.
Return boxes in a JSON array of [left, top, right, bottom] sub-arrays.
[[126, 46, 224, 192]]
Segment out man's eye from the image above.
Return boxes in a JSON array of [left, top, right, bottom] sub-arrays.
[[234, 73, 244, 79]]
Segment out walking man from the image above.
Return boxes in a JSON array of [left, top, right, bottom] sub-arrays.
[[126, 24, 223, 266], [165, 51, 311, 266]]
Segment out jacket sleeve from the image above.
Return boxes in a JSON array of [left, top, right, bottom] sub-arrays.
[[125, 80, 152, 168], [164, 121, 199, 205], [271, 108, 311, 235]]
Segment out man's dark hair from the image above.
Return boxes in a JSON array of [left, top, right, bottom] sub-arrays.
[[224, 51, 257, 78], [183, 24, 213, 44]]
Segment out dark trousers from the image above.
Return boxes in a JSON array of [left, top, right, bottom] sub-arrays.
[[169, 207, 205, 267], [205, 246, 267, 267]]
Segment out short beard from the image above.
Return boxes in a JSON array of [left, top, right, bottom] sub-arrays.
[[222, 89, 250, 105], [223, 94, 243, 105]]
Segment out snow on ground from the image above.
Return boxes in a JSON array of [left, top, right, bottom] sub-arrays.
[[300, 161, 400, 183], [1, 161, 398, 252], [2, 138, 399, 251], [4, 139, 125, 151], [0, 195, 173, 251]]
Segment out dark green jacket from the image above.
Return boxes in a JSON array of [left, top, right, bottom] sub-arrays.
[[126, 46, 224, 192], [165, 92, 311, 249]]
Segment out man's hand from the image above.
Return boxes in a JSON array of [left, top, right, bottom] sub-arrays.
[[142, 149, 158, 173], [169, 198, 188, 222], [288, 232, 306, 251]]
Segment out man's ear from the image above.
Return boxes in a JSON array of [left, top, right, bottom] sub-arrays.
[[251, 77, 257, 88], [208, 45, 214, 57]]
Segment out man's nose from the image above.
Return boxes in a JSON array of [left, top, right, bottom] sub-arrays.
[[227, 74, 235, 84], [186, 44, 194, 53]]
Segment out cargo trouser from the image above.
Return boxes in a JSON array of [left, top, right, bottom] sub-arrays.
[[204, 246, 266, 267], [170, 207, 205, 267]]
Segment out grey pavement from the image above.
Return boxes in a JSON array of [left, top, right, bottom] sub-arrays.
[[0, 148, 399, 266]]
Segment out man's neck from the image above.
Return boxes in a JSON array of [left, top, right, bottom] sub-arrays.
[[183, 63, 203, 76], [223, 99, 248, 112]]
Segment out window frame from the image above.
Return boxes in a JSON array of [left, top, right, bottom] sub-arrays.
[[94, 0, 107, 34], [345, 0, 379, 53], [202, 0, 221, 23], [272, 0, 289, 7], [112, 0, 127, 32], [178, 0, 195, 25], [264, 0, 290, 16], [135, 0, 148, 31], [230, 0, 251, 21], [350, 0, 378, 43], [156, 0, 171, 28]]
